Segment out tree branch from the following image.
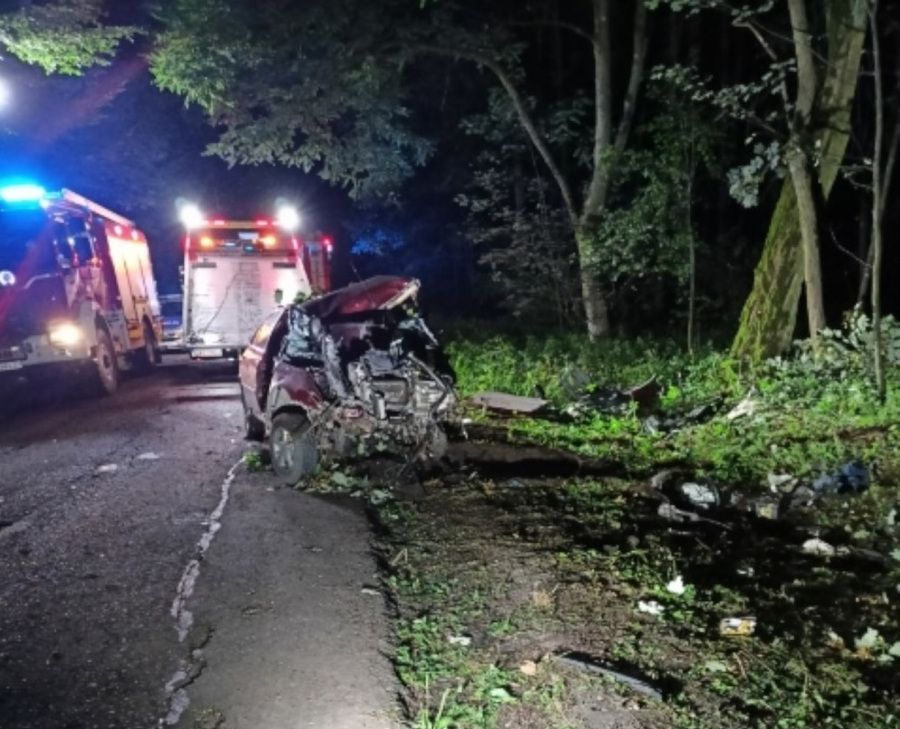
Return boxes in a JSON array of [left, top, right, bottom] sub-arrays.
[[613, 0, 648, 160], [506, 19, 597, 49], [787, 0, 819, 123], [415, 44, 578, 228], [581, 0, 613, 223]]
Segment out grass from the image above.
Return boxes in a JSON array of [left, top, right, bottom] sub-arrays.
[[447, 327, 900, 489]]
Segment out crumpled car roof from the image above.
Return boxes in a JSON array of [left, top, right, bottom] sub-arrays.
[[302, 275, 420, 321]]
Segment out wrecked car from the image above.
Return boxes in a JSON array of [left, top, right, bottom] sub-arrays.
[[239, 276, 456, 483]]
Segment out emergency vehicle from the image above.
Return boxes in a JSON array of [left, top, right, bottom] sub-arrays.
[[180, 208, 332, 359], [0, 183, 163, 394]]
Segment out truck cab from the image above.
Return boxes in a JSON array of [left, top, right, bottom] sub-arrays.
[[0, 183, 162, 394]]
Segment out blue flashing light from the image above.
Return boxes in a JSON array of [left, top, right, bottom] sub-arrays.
[[0, 182, 47, 204]]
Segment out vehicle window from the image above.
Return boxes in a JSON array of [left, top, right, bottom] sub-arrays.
[[53, 223, 74, 268], [67, 218, 95, 263], [0, 209, 55, 275], [251, 310, 283, 346]]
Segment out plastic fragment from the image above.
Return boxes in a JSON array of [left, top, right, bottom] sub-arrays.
[[666, 576, 686, 596], [719, 617, 756, 637], [802, 538, 836, 557], [638, 600, 665, 616]]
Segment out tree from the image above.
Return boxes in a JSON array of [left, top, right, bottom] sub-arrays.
[[730, 0, 868, 360], [0, 0, 134, 75], [150, 0, 433, 201], [151, 0, 651, 339], [455, 89, 581, 326]]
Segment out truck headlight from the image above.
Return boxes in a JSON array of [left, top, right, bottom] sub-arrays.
[[48, 322, 83, 348]]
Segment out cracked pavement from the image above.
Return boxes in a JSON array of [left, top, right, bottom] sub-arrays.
[[0, 358, 397, 729]]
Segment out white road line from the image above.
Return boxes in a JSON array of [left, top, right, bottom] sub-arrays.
[[159, 456, 243, 727]]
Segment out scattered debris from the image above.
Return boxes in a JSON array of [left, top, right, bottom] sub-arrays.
[[360, 586, 381, 597], [719, 617, 756, 637], [649, 469, 681, 491], [767, 473, 797, 492], [637, 600, 665, 616], [748, 496, 780, 520], [725, 390, 758, 421], [666, 576, 687, 596], [136, 452, 162, 461], [802, 538, 836, 557], [812, 461, 871, 495], [565, 377, 660, 419], [448, 635, 472, 647], [555, 653, 664, 701], [643, 401, 721, 434], [470, 391, 549, 415], [519, 659, 538, 676], [657, 502, 700, 523], [94, 463, 118, 475], [679, 482, 719, 509]]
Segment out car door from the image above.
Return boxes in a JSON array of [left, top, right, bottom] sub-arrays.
[[239, 309, 284, 416]]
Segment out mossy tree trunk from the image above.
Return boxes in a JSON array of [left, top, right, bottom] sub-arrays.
[[731, 0, 867, 361]]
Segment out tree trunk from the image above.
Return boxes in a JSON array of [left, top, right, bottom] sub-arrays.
[[870, 0, 886, 402], [576, 228, 610, 337], [731, 0, 867, 360], [786, 146, 827, 337]]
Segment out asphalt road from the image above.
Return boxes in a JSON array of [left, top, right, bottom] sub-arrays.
[[0, 358, 397, 729]]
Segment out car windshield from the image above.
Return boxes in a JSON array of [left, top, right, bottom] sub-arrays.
[[0, 208, 55, 276]]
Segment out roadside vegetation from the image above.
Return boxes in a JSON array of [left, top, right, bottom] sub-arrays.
[[360, 321, 900, 729]]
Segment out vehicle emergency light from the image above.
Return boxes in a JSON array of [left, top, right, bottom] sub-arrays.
[[178, 202, 205, 230], [276, 204, 301, 231], [0, 182, 46, 204]]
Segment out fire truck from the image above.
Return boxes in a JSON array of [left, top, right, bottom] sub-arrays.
[[0, 183, 163, 395], [180, 205, 332, 359]]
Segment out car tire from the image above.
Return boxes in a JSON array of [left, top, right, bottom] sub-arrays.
[[91, 325, 119, 396], [270, 411, 318, 485], [241, 389, 266, 442]]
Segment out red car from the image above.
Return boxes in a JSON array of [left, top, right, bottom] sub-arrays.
[[239, 276, 456, 483]]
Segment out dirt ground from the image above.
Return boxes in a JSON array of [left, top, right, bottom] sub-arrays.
[[348, 443, 900, 729]]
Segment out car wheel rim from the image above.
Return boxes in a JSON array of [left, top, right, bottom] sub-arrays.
[[273, 428, 294, 471]]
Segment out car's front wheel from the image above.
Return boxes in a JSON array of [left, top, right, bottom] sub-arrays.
[[270, 412, 319, 485]]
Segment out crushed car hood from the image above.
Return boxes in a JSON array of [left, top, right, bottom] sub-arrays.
[[303, 276, 420, 320]]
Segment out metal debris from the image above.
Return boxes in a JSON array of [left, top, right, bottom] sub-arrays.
[[470, 391, 550, 415], [555, 653, 664, 701]]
